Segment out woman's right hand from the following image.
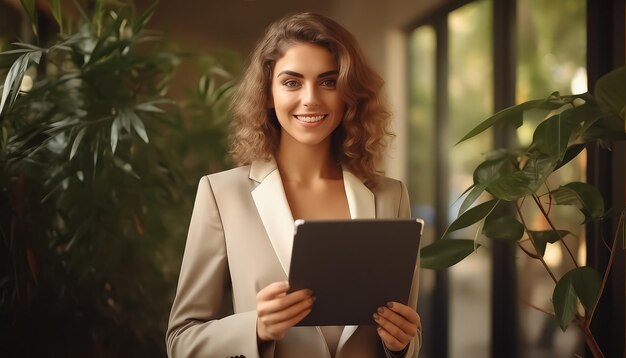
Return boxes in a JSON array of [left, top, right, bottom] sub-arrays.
[[256, 281, 315, 341]]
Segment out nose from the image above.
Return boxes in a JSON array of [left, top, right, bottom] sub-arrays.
[[302, 84, 319, 108]]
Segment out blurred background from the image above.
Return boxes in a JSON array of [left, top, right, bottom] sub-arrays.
[[0, 0, 624, 357]]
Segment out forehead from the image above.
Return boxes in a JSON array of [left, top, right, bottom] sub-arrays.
[[273, 42, 337, 75]]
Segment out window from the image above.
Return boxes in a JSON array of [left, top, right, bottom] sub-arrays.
[[407, 0, 587, 356]]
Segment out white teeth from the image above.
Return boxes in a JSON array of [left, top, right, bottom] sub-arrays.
[[296, 115, 326, 123]]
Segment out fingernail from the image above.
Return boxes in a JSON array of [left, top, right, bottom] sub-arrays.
[[386, 302, 394, 308], [377, 306, 384, 314], [307, 289, 314, 296], [309, 296, 316, 303], [373, 313, 379, 321]]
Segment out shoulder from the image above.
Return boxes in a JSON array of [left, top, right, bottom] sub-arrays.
[[206, 165, 251, 183], [371, 176, 407, 198], [195, 165, 255, 206], [371, 176, 411, 218], [195, 166, 252, 196]]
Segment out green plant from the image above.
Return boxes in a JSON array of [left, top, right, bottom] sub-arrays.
[[420, 66, 626, 358], [0, 1, 237, 356]]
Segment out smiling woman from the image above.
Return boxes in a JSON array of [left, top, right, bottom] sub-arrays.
[[271, 43, 344, 148], [166, 12, 422, 358]]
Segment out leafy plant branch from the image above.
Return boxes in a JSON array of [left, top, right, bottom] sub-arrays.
[[420, 65, 626, 357], [514, 203, 558, 283], [531, 193, 579, 267]]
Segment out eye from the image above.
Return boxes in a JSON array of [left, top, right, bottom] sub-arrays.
[[282, 79, 300, 88], [320, 79, 337, 88]]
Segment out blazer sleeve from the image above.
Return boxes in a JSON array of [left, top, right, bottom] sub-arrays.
[[166, 176, 261, 358], [397, 180, 422, 358]]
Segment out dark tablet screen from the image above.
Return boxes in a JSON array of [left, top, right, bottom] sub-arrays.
[[288, 219, 423, 326]]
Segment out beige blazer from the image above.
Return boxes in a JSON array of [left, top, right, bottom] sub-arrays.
[[166, 159, 421, 358]]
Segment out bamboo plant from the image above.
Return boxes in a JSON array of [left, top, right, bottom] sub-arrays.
[[0, 1, 236, 356]]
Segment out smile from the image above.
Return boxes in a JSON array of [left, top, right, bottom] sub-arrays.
[[294, 114, 327, 123]]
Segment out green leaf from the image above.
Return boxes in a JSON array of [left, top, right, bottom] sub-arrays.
[[530, 109, 578, 160], [456, 92, 574, 145], [0, 49, 34, 55], [420, 239, 476, 270], [444, 199, 499, 238], [554, 144, 585, 171], [129, 111, 149, 143], [112, 156, 140, 180], [552, 182, 605, 222], [457, 100, 533, 144], [474, 155, 517, 185], [458, 184, 486, 216], [595, 66, 626, 119], [471, 153, 556, 201], [0, 51, 41, 117], [86, 14, 125, 66], [485, 171, 535, 201], [70, 127, 86, 160], [111, 117, 121, 153], [10, 42, 43, 51], [93, 137, 100, 169], [118, 109, 132, 133], [486, 154, 559, 201], [50, 0, 63, 34], [519, 155, 558, 187], [483, 215, 524, 241], [135, 102, 164, 113], [570, 267, 601, 311], [552, 267, 603, 332], [528, 230, 570, 257], [134, 1, 159, 34], [552, 273, 577, 331], [20, 0, 38, 36]]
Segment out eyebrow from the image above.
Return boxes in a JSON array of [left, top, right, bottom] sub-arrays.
[[276, 70, 339, 78]]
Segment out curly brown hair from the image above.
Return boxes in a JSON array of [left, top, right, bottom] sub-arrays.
[[229, 12, 392, 187]]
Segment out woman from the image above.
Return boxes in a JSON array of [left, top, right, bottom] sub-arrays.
[[166, 12, 421, 358]]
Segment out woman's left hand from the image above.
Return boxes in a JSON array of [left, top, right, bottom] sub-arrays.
[[373, 301, 421, 352]]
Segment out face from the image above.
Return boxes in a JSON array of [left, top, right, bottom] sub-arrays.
[[270, 42, 345, 150]]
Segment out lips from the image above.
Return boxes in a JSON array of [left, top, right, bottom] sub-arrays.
[[294, 114, 327, 123]]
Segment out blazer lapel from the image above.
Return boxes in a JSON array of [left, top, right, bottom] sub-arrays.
[[342, 168, 375, 219], [250, 159, 295, 276]]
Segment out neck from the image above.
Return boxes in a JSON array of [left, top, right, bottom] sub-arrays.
[[275, 136, 341, 183]]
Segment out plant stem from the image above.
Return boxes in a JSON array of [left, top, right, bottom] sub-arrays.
[[515, 204, 558, 283], [582, 324, 606, 358], [531, 194, 579, 268], [586, 210, 625, 327], [519, 299, 555, 317]]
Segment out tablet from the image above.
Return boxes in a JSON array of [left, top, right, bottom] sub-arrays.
[[288, 218, 423, 326]]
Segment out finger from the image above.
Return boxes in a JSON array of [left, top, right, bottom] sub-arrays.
[[376, 325, 407, 352], [373, 311, 412, 344], [377, 303, 420, 337], [261, 302, 313, 340], [256, 281, 290, 301], [257, 289, 312, 316], [385, 302, 420, 325], [260, 295, 315, 325]]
